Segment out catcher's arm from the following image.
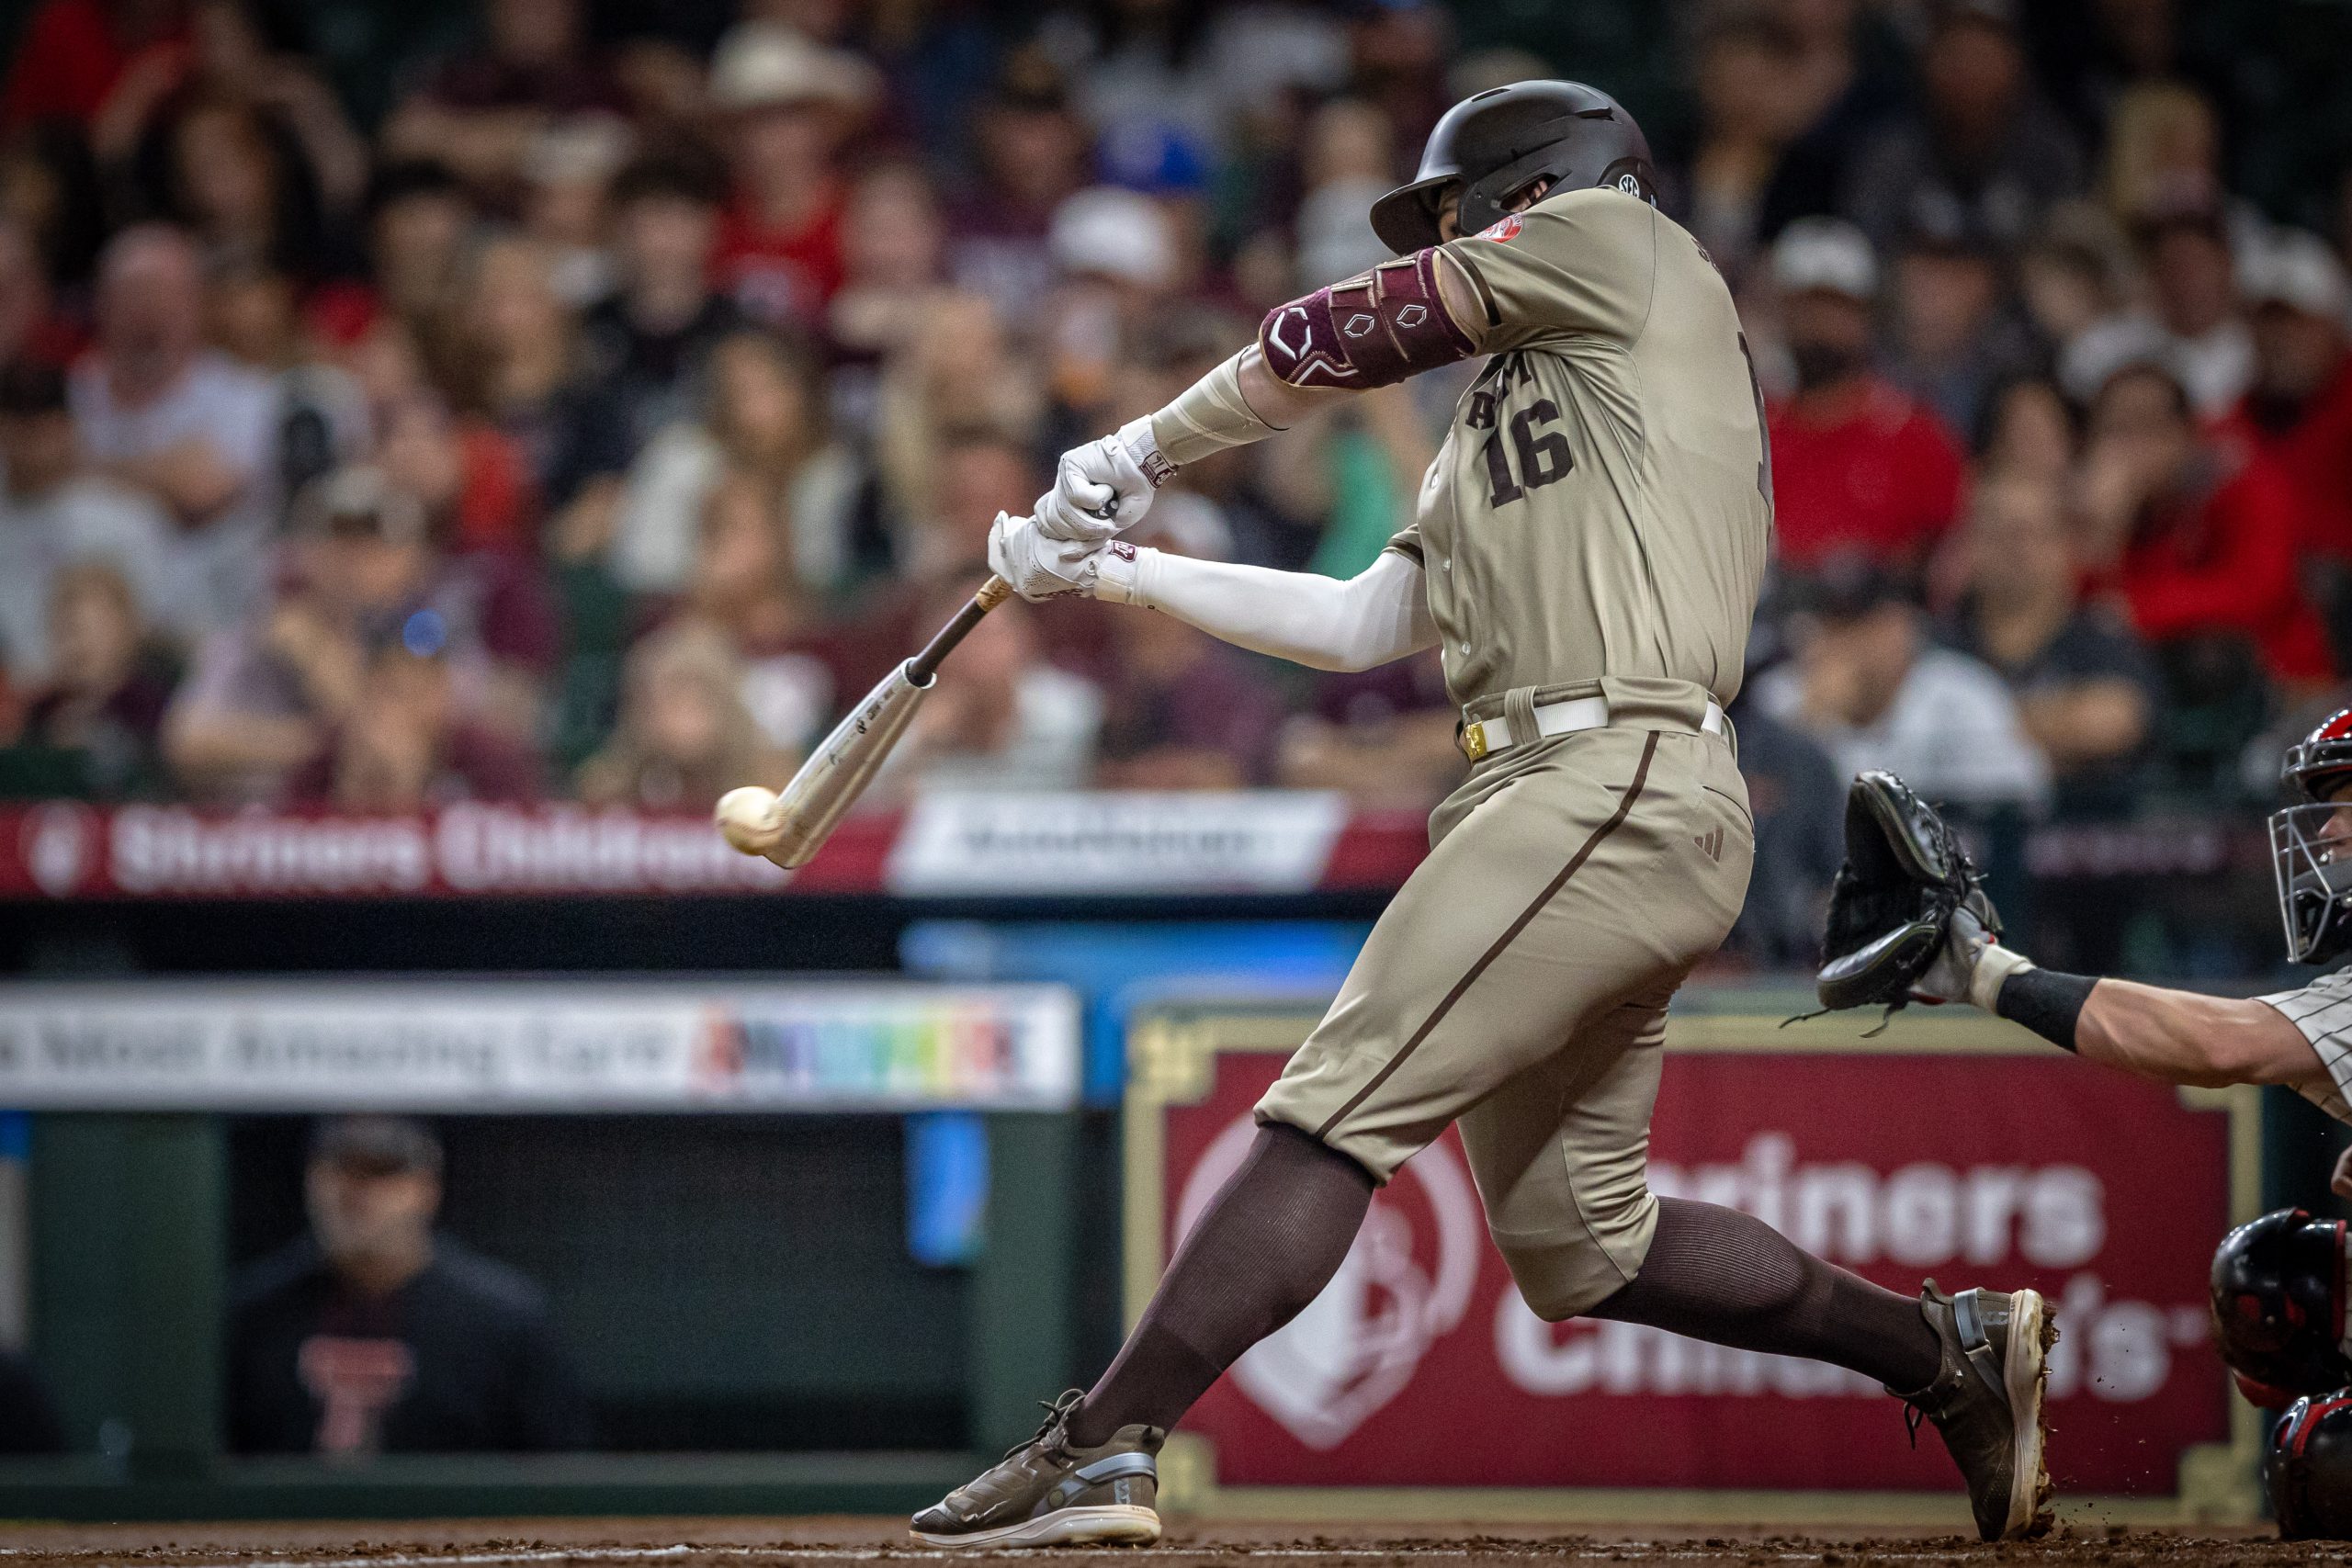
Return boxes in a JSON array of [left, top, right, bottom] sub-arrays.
[[2066, 981, 2321, 1088], [1933, 919, 2324, 1089], [1824, 771, 2336, 1100]]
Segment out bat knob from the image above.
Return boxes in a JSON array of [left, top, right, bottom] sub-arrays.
[[714, 785, 783, 854]]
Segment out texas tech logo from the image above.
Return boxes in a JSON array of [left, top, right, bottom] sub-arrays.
[[1176, 1114, 1482, 1449]]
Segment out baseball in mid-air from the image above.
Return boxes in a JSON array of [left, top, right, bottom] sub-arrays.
[[714, 786, 781, 854]]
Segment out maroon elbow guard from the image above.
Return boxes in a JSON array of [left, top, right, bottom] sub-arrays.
[[1260, 249, 1476, 390]]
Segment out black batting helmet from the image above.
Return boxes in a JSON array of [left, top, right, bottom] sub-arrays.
[[1369, 81, 1657, 255], [2211, 1209, 2352, 1398], [2269, 1390, 2352, 1539], [2272, 708, 2352, 963]]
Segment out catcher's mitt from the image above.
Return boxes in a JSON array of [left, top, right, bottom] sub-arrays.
[[1815, 770, 2001, 1014]]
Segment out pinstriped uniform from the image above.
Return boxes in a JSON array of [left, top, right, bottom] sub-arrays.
[[1252, 188, 1768, 1320], [2259, 969, 2352, 1122]]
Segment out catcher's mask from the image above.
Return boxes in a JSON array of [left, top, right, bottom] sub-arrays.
[[1369, 79, 1657, 254], [2274, 707, 2352, 964], [2270, 1390, 2352, 1539], [2211, 1209, 2352, 1400]]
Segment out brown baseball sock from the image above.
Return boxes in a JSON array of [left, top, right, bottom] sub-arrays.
[[1587, 1196, 1943, 1393], [1064, 1122, 1374, 1449]]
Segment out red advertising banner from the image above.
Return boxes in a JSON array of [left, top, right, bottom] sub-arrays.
[[1124, 1008, 2260, 1523], [0, 799, 2247, 904], [0, 799, 1432, 901]]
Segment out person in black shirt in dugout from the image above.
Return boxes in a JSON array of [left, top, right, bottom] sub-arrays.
[[227, 1116, 590, 1456], [0, 1349, 66, 1453]]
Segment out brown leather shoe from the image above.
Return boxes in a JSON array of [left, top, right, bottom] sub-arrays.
[[1897, 1281, 2057, 1542], [910, 1391, 1164, 1549]]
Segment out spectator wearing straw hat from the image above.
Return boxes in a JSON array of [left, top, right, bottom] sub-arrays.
[[708, 24, 878, 330]]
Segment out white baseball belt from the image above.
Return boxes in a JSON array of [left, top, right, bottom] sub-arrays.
[[1459, 694, 1727, 761]]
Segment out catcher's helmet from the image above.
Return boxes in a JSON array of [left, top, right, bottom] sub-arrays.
[[1369, 80, 1657, 254], [2272, 708, 2352, 963], [2268, 1390, 2352, 1539], [2211, 1209, 2352, 1398]]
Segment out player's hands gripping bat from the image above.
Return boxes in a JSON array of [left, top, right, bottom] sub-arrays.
[[715, 570, 1014, 868], [987, 510, 1108, 600], [1814, 770, 2002, 1014], [1033, 418, 1167, 542]]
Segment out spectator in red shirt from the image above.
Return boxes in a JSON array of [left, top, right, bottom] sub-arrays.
[[2080, 360, 2333, 687], [0, 216, 84, 368], [2222, 230, 2352, 564], [0, 0, 185, 133], [376, 393, 537, 558], [1765, 217, 1967, 571], [707, 25, 876, 331]]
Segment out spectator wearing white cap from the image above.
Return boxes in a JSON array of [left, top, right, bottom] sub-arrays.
[[1291, 100, 1396, 290], [2063, 206, 2254, 418], [1047, 187, 1177, 297], [1042, 186, 1179, 419], [1763, 218, 1967, 573], [2222, 228, 2352, 610], [708, 23, 878, 330], [517, 117, 632, 310]]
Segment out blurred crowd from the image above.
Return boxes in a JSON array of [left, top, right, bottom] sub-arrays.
[[0, 0, 2347, 861]]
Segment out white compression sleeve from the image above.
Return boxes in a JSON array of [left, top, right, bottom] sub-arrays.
[[1097, 546, 1435, 673]]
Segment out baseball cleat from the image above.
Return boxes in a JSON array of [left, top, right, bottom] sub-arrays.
[[910, 1390, 1164, 1550], [1898, 1281, 2056, 1542]]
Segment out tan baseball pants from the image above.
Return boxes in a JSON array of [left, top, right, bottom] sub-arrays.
[[1256, 684, 1754, 1319]]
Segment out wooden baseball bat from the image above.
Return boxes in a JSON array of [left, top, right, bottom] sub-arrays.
[[715, 574, 1013, 868]]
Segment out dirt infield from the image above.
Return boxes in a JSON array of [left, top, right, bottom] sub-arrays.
[[1, 1517, 2346, 1568]]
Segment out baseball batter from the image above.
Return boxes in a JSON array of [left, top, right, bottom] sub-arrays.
[[914, 82, 2049, 1550]]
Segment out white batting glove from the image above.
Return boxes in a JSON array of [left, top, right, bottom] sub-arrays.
[[987, 512, 1103, 602], [1033, 417, 1172, 542]]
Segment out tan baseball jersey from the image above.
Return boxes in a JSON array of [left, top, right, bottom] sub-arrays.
[[1389, 186, 1774, 713], [1252, 186, 1766, 1317]]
